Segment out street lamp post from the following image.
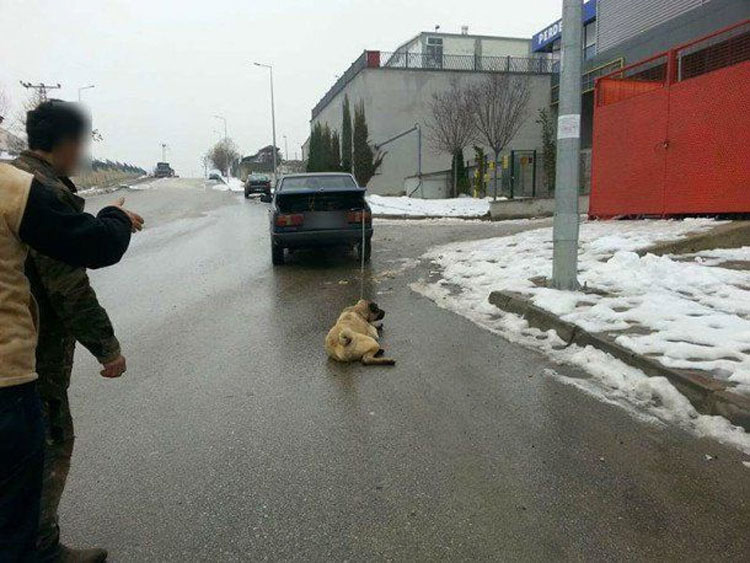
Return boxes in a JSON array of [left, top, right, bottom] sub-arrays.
[[213, 114, 228, 139], [254, 62, 277, 181], [283, 135, 289, 162], [78, 84, 95, 102]]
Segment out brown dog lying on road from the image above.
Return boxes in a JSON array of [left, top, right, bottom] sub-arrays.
[[325, 300, 396, 366]]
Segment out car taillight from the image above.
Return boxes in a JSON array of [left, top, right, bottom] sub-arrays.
[[347, 210, 371, 223], [275, 213, 304, 227]]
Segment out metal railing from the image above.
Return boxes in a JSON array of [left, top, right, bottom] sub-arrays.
[[551, 58, 624, 104], [596, 18, 750, 108], [312, 51, 556, 119], [312, 52, 367, 120], [380, 51, 556, 73], [675, 19, 750, 82]]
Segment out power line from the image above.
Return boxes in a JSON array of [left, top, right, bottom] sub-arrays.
[[19, 81, 62, 102]]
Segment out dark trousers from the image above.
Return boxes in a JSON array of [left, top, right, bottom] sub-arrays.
[[0, 382, 45, 562]]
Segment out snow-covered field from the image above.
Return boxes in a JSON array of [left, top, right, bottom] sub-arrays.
[[367, 195, 493, 218], [412, 218, 750, 457]]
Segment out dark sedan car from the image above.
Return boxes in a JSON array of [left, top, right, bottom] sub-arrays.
[[244, 174, 272, 198], [267, 173, 372, 266]]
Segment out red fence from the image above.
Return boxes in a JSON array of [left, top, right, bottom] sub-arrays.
[[590, 20, 750, 217]]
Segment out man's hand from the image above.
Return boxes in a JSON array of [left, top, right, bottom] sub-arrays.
[[111, 197, 144, 233], [100, 355, 127, 378]]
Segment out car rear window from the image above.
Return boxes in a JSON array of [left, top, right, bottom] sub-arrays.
[[277, 192, 365, 213], [280, 175, 357, 190]]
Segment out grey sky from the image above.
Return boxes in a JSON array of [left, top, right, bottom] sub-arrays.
[[0, 0, 561, 176]]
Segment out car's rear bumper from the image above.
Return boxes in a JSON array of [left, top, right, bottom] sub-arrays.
[[245, 186, 271, 193], [272, 228, 373, 249]]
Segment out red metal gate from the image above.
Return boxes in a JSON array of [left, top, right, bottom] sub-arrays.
[[591, 20, 750, 217]]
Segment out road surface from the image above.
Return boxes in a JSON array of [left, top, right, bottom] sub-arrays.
[[60, 178, 749, 561]]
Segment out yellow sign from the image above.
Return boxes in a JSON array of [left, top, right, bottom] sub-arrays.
[[502, 155, 509, 169]]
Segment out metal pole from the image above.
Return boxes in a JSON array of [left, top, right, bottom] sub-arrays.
[[551, 0, 583, 290], [269, 66, 278, 181], [78, 84, 94, 102]]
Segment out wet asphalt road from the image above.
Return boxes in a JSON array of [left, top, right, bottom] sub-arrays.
[[60, 178, 749, 562]]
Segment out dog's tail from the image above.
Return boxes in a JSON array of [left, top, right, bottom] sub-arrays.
[[361, 351, 396, 366], [338, 328, 354, 347]]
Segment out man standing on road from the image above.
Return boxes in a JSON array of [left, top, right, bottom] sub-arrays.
[[11, 100, 136, 563], [0, 158, 141, 562]]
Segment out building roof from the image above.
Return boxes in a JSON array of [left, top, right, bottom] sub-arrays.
[[392, 31, 530, 54]]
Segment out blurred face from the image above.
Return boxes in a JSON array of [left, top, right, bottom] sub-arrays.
[[52, 136, 86, 176]]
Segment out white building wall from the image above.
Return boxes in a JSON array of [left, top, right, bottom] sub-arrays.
[[476, 38, 531, 57], [311, 69, 550, 196]]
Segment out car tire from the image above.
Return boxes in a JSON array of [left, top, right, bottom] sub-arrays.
[[271, 244, 285, 266], [244, 190, 250, 199], [357, 239, 372, 263]]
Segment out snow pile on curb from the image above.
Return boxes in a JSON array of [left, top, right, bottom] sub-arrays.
[[78, 176, 159, 197], [367, 195, 493, 218], [412, 218, 750, 455], [211, 177, 244, 193]]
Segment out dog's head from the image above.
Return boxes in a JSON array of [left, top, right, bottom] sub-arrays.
[[354, 299, 385, 322]]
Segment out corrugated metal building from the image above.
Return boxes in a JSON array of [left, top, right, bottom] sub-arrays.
[[596, 0, 709, 53]]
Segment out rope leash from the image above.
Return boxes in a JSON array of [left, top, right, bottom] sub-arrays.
[[360, 207, 366, 300]]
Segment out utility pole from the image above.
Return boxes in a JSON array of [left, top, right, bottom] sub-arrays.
[[254, 62, 278, 182], [283, 135, 289, 161], [78, 84, 95, 102], [20, 81, 61, 103], [551, 0, 583, 290]]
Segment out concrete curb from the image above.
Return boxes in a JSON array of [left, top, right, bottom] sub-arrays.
[[488, 289, 750, 430], [373, 213, 491, 221], [640, 221, 750, 257]]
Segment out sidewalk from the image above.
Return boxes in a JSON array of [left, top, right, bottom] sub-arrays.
[[412, 218, 750, 456]]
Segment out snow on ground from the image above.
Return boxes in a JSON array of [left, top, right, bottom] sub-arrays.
[[77, 176, 155, 196], [210, 176, 244, 193], [367, 194, 494, 218], [412, 218, 750, 456]]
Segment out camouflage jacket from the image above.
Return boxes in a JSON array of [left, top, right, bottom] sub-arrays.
[[13, 151, 121, 364]]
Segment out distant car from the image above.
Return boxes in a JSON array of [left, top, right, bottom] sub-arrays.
[[268, 173, 372, 266], [244, 174, 272, 198], [154, 162, 175, 178], [208, 170, 223, 182]]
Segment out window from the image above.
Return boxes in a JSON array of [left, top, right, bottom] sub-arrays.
[[425, 36, 443, 69], [279, 175, 357, 191], [584, 20, 597, 60]]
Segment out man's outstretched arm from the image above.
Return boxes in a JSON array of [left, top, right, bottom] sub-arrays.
[[18, 179, 141, 269]]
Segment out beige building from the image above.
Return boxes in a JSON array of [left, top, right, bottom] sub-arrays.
[[309, 30, 555, 197]]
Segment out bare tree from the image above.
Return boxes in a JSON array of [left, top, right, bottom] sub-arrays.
[[467, 74, 531, 199], [0, 87, 9, 123], [425, 78, 474, 197], [208, 138, 240, 177]]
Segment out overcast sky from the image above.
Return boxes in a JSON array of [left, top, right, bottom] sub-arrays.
[[0, 0, 561, 176]]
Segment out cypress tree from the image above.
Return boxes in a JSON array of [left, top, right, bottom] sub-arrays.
[[341, 95, 353, 173], [453, 148, 470, 196], [322, 124, 333, 170], [352, 101, 382, 186], [331, 131, 341, 171]]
